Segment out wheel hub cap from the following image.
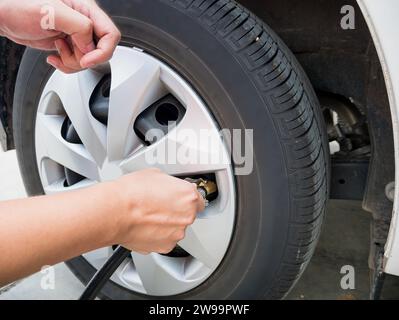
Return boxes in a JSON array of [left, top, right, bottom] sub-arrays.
[[35, 46, 236, 296]]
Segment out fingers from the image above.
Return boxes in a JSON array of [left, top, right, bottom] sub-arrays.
[[80, 32, 120, 68], [188, 183, 206, 213], [55, 39, 81, 69], [46, 39, 85, 73], [157, 229, 187, 254], [54, 1, 96, 54], [47, 55, 76, 74], [47, 0, 120, 70], [197, 192, 206, 212], [79, 2, 121, 68]]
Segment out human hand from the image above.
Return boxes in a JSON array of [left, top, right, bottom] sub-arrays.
[[111, 169, 206, 255], [0, 0, 121, 73]]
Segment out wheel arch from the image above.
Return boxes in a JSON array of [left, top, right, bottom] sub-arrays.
[[357, 0, 399, 276]]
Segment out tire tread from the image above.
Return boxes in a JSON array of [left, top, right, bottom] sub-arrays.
[[171, 0, 329, 299]]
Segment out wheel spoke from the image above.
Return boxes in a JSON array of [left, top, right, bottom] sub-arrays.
[[36, 114, 100, 182], [119, 101, 229, 175], [131, 253, 202, 296], [83, 247, 113, 270], [40, 70, 107, 166], [107, 48, 166, 161], [179, 206, 232, 269]]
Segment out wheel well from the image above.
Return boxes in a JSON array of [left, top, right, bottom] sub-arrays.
[[237, 0, 394, 274], [237, 0, 389, 116], [229, 0, 394, 206]]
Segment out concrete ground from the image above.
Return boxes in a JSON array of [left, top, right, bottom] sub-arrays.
[[1, 149, 399, 300], [288, 200, 399, 300]]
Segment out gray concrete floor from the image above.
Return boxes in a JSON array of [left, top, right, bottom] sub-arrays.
[[288, 200, 399, 300], [1, 149, 399, 300]]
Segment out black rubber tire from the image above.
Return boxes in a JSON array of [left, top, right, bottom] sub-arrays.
[[13, 0, 329, 299]]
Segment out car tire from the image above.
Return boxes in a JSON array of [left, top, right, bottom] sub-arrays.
[[13, 0, 329, 299]]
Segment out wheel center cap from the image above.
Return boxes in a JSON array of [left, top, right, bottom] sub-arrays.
[[99, 160, 123, 182]]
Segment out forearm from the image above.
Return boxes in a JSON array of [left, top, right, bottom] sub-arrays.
[[0, 182, 121, 286]]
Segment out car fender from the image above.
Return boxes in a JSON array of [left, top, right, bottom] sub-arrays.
[[358, 0, 399, 275]]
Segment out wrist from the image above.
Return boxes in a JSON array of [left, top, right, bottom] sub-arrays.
[[97, 179, 136, 246], [83, 181, 124, 247]]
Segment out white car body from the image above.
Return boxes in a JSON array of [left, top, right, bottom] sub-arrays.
[[358, 0, 399, 275]]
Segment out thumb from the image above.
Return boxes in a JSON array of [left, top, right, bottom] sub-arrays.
[[53, 1, 96, 53]]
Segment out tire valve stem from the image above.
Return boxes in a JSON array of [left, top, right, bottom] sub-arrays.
[[185, 178, 218, 207]]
